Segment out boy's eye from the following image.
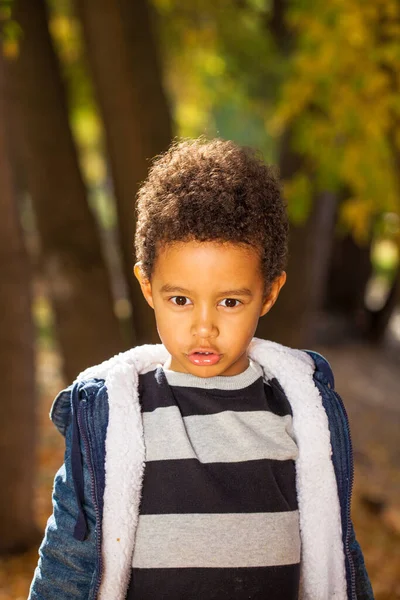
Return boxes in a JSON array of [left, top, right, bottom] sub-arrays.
[[219, 298, 241, 308], [169, 297, 241, 308], [170, 296, 192, 306]]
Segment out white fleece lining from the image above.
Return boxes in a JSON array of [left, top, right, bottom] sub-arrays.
[[248, 338, 347, 599], [77, 337, 347, 600]]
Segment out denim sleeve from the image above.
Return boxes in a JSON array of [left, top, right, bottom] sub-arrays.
[[28, 419, 97, 599], [306, 351, 374, 600]]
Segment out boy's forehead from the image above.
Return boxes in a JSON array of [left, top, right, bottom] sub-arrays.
[[154, 240, 262, 287]]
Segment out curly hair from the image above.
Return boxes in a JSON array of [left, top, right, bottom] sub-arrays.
[[134, 137, 289, 295]]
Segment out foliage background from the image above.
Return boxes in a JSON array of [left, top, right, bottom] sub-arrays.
[[0, 0, 399, 596]]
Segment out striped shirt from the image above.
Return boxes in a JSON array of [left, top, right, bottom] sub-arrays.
[[126, 359, 300, 599]]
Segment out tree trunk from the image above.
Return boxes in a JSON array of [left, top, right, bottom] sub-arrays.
[[324, 231, 373, 335], [0, 58, 38, 554], [5, 0, 124, 381], [256, 219, 317, 346], [119, 0, 173, 157], [75, 0, 173, 345], [256, 126, 338, 347], [256, 195, 336, 347]]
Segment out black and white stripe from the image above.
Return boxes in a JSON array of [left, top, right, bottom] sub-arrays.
[[127, 359, 300, 599], [138, 459, 298, 514]]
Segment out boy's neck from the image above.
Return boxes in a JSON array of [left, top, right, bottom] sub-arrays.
[[161, 358, 262, 390]]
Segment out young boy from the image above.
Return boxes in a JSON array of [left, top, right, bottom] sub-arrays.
[[29, 138, 374, 600]]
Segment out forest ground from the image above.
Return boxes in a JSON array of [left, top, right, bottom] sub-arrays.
[[0, 339, 399, 599]]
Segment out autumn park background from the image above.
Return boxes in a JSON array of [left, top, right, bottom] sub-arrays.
[[1, 0, 400, 597]]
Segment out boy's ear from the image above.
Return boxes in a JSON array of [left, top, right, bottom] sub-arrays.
[[260, 271, 286, 317], [134, 262, 154, 309]]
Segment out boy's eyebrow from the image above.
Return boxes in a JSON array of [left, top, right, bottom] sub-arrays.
[[159, 284, 253, 297]]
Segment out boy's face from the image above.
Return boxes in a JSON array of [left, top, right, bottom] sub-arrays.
[[134, 241, 286, 377]]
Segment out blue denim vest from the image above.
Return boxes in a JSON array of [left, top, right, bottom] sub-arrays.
[[28, 351, 374, 600]]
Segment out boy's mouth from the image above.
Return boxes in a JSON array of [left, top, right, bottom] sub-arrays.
[[187, 348, 222, 366]]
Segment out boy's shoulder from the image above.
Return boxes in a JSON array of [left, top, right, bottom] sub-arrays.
[[302, 349, 335, 390], [49, 343, 168, 435], [50, 378, 107, 436], [247, 337, 336, 391]]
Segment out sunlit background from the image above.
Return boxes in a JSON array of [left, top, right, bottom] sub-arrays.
[[0, 0, 399, 597]]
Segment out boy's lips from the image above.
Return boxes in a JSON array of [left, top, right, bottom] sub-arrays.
[[187, 347, 222, 366]]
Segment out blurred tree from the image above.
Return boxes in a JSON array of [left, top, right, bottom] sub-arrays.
[[4, 0, 124, 381], [257, 130, 338, 346], [0, 57, 38, 554], [324, 210, 374, 338], [153, 0, 277, 156], [256, 0, 338, 346], [366, 269, 400, 342], [273, 0, 400, 227], [75, 0, 173, 344], [272, 0, 400, 339]]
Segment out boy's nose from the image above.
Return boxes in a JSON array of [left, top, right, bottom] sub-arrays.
[[190, 309, 219, 338]]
